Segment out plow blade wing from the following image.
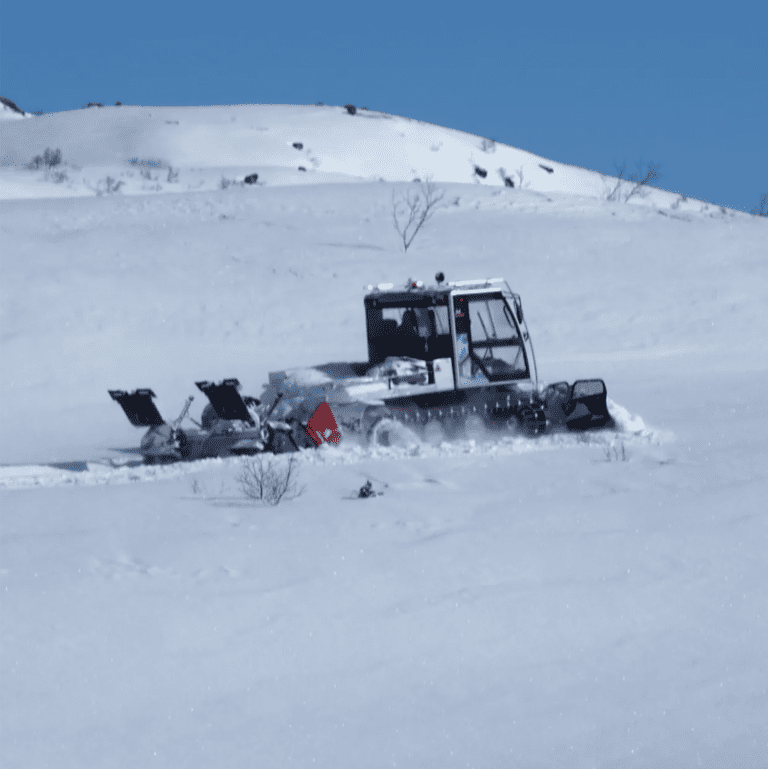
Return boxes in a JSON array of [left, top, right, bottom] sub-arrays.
[[195, 379, 254, 424], [109, 389, 165, 428]]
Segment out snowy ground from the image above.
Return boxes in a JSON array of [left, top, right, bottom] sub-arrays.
[[1, 105, 767, 768]]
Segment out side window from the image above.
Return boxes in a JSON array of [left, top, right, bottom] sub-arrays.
[[380, 306, 449, 338], [367, 302, 452, 363]]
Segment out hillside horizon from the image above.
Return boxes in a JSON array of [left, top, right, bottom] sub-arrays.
[[1, 101, 730, 215]]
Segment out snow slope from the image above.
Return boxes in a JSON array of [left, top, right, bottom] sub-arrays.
[[2, 103, 702, 210], [1, 104, 767, 769]]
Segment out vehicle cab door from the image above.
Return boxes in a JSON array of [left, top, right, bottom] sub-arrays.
[[451, 291, 531, 388]]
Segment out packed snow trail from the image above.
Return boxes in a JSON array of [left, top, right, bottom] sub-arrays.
[[0, 400, 665, 490]]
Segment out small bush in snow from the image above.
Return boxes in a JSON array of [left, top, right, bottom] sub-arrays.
[[750, 193, 767, 217], [166, 166, 179, 183], [392, 178, 445, 253], [604, 442, 630, 462], [29, 147, 62, 173], [97, 176, 124, 195], [605, 161, 661, 203], [344, 104, 357, 115], [474, 165, 488, 179], [237, 455, 304, 506], [220, 176, 244, 190]]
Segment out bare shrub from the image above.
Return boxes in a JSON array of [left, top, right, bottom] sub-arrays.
[[344, 104, 357, 115], [604, 442, 630, 462], [392, 178, 445, 252], [605, 161, 661, 202], [166, 166, 179, 183], [605, 164, 626, 201], [220, 176, 245, 190], [750, 193, 767, 217], [670, 193, 687, 210], [237, 455, 304, 506], [96, 176, 124, 195], [624, 161, 661, 201], [29, 147, 63, 178]]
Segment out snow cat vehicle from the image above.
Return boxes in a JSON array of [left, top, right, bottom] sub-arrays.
[[257, 274, 613, 449], [108, 379, 294, 462]]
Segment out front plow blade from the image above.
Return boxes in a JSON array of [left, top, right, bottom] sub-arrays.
[[565, 379, 612, 430]]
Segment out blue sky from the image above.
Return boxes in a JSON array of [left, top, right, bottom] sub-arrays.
[[2, 0, 766, 212]]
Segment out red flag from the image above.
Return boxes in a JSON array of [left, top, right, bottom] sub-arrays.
[[306, 402, 341, 445]]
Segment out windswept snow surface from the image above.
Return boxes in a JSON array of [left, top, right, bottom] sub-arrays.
[[1, 105, 767, 768]]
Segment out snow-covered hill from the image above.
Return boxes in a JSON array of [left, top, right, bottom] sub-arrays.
[[1, 103, 699, 210], [0, 96, 31, 121], [1, 103, 767, 769]]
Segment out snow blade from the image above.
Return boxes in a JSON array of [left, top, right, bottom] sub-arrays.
[[195, 379, 254, 424], [306, 402, 341, 446], [109, 389, 165, 428], [565, 379, 611, 430]]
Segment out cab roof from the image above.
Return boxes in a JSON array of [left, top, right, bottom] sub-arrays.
[[364, 278, 506, 305]]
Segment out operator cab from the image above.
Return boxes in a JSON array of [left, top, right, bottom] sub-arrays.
[[364, 275, 534, 389]]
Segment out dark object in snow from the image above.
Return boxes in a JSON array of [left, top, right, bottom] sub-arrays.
[[115, 101, 122, 106], [29, 147, 62, 171], [298, 166, 306, 171], [358, 480, 377, 498], [503, 176, 515, 187], [85, 102, 104, 108], [293, 142, 303, 150], [539, 164, 554, 174], [344, 104, 357, 115], [474, 166, 487, 178], [0, 96, 25, 114], [244, 173, 259, 184]]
